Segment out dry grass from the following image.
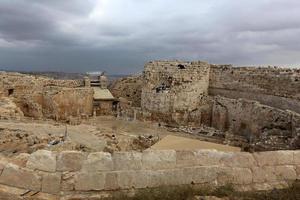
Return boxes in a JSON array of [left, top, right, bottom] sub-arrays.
[[104, 180, 300, 200]]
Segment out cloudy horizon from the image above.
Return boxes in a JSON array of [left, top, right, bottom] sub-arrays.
[[0, 0, 300, 74]]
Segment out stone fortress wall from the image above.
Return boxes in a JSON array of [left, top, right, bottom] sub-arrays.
[[112, 61, 300, 150], [141, 61, 210, 113], [0, 149, 299, 199], [209, 65, 300, 113], [0, 72, 93, 120], [208, 65, 300, 149], [138, 61, 211, 125]]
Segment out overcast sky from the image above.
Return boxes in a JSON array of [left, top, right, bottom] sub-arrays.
[[0, 0, 300, 74]]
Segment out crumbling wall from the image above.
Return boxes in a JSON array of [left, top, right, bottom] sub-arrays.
[[0, 72, 92, 120], [43, 88, 94, 120], [109, 75, 143, 107], [0, 97, 24, 120], [209, 65, 300, 113], [0, 149, 299, 198], [212, 96, 300, 150], [141, 61, 210, 123]]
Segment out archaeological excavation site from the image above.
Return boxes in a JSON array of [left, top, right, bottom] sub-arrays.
[[0, 60, 299, 199]]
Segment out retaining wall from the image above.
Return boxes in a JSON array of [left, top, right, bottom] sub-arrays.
[[0, 149, 299, 198]]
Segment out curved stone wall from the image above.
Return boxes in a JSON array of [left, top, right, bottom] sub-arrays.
[[209, 65, 300, 113], [0, 149, 299, 198]]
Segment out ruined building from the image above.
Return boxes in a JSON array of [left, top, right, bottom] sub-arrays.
[[85, 72, 118, 116], [0, 61, 299, 151], [113, 61, 300, 151], [141, 61, 210, 123], [0, 62, 299, 199]]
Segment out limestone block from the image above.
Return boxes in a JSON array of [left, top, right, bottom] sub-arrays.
[[82, 152, 113, 172], [253, 152, 278, 166], [27, 150, 56, 172], [218, 167, 252, 185], [176, 150, 197, 167], [254, 151, 294, 166], [252, 166, 277, 183], [74, 172, 105, 191], [42, 173, 61, 194], [142, 150, 176, 170], [104, 172, 119, 190], [274, 166, 297, 181], [296, 165, 300, 179], [275, 151, 294, 165], [57, 151, 86, 172], [113, 151, 142, 170], [194, 150, 227, 166], [61, 172, 75, 191], [0, 164, 41, 191], [0, 160, 6, 172], [179, 166, 219, 185], [117, 171, 149, 189], [220, 152, 257, 168], [147, 168, 191, 187], [14, 153, 30, 168], [295, 151, 300, 165], [234, 168, 253, 185]]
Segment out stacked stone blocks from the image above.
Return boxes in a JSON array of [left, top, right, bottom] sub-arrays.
[[0, 149, 298, 197]]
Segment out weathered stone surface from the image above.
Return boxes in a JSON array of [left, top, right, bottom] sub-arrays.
[[74, 172, 105, 191], [252, 181, 289, 191], [0, 97, 24, 120], [187, 166, 219, 184], [194, 150, 227, 166], [220, 152, 257, 168], [0, 164, 41, 191], [295, 151, 300, 165], [61, 172, 75, 191], [147, 169, 184, 187], [13, 153, 30, 168], [117, 170, 149, 189], [274, 151, 294, 165], [142, 150, 176, 170], [57, 151, 86, 172], [296, 165, 300, 179], [0, 160, 6, 172], [27, 150, 56, 172], [252, 166, 277, 183], [274, 166, 297, 181], [253, 152, 275, 166], [176, 150, 197, 167], [219, 167, 252, 185], [42, 173, 61, 194], [104, 172, 119, 190], [142, 61, 210, 118], [113, 151, 142, 170], [253, 151, 295, 166], [82, 152, 113, 172]]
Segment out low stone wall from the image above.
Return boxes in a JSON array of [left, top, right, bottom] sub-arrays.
[[0, 149, 299, 198]]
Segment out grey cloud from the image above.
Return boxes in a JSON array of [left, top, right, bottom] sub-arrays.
[[0, 0, 300, 74]]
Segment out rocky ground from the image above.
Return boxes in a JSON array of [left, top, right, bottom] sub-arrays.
[[0, 114, 241, 158]]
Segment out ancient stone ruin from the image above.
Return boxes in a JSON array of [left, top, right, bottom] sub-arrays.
[[0, 61, 299, 199]]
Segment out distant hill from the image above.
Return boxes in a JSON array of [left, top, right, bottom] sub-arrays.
[[0, 70, 128, 81]]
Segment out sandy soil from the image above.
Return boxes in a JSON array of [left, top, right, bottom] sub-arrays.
[[151, 135, 241, 152]]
